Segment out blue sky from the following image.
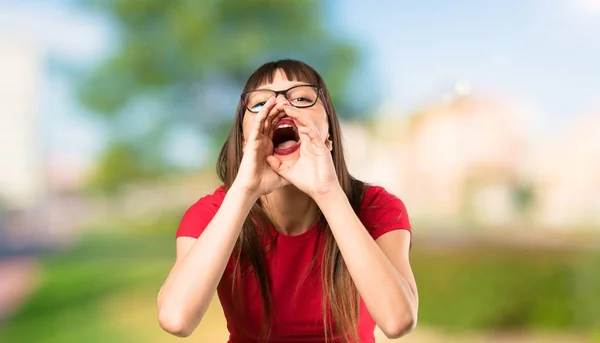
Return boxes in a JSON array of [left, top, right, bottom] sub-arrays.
[[1, 0, 599, 166], [331, 0, 600, 118]]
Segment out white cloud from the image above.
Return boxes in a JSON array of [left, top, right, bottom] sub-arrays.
[[574, 0, 600, 13], [0, 2, 114, 64]]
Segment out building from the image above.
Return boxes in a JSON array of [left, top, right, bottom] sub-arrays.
[[0, 35, 45, 210], [344, 92, 530, 229], [526, 111, 600, 229]]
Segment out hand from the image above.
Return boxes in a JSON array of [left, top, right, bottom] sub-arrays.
[[232, 96, 289, 199], [266, 104, 340, 199]]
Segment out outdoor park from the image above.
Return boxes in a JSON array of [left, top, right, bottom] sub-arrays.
[[1, 1, 599, 342]]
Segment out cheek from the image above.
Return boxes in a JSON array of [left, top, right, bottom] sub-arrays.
[[241, 117, 253, 140], [312, 111, 330, 139], [319, 123, 330, 140]]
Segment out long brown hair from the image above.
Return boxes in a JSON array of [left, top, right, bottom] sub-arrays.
[[216, 59, 366, 342]]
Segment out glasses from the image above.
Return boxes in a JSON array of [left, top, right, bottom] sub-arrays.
[[241, 85, 320, 113]]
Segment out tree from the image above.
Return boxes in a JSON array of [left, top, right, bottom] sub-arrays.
[[78, 0, 368, 192]]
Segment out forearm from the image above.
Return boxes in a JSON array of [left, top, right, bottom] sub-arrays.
[[158, 185, 257, 336], [315, 187, 417, 336]]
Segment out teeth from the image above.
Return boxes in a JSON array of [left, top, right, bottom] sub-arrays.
[[276, 124, 293, 129]]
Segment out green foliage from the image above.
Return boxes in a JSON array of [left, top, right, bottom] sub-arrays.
[[1, 252, 169, 342], [86, 138, 175, 195], [1, 216, 176, 343], [412, 246, 600, 335], [77, 0, 366, 192], [512, 181, 536, 219], [87, 140, 148, 194], [8, 210, 597, 342]]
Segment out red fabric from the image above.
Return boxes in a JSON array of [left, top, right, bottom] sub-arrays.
[[176, 185, 411, 343]]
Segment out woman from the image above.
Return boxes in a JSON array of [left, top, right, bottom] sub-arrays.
[[157, 59, 418, 343]]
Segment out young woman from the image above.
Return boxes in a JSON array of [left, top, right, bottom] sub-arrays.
[[157, 59, 418, 343]]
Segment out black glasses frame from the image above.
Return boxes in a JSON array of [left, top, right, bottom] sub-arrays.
[[241, 84, 321, 113]]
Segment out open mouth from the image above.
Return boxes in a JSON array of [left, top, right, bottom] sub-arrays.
[[272, 118, 301, 155]]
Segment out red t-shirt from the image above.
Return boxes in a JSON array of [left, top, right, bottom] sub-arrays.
[[176, 185, 412, 343]]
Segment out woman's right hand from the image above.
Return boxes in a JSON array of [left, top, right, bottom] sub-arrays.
[[233, 95, 288, 199]]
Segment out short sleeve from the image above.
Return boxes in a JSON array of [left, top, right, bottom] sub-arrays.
[[176, 186, 227, 239], [359, 185, 412, 241]]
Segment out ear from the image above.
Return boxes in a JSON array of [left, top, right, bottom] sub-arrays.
[[325, 134, 333, 151]]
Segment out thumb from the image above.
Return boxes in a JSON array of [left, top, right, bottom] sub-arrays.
[[266, 155, 290, 177]]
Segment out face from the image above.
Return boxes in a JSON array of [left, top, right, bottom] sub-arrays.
[[241, 69, 331, 162]]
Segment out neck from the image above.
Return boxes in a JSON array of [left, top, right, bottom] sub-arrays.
[[261, 185, 319, 236]]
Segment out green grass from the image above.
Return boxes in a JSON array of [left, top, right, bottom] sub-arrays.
[[412, 245, 600, 335], [2, 213, 599, 342], [1, 216, 176, 343]]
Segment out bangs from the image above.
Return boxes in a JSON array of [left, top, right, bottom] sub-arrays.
[[243, 59, 321, 92]]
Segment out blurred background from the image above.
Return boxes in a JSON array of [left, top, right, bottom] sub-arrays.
[[1, 0, 599, 342]]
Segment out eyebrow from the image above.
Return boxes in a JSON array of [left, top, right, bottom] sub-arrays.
[[252, 83, 312, 92]]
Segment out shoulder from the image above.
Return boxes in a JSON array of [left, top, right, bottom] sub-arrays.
[[176, 185, 227, 239], [358, 185, 411, 240], [360, 185, 408, 215], [361, 185, 405, 207], [187, 185, 227, 212]]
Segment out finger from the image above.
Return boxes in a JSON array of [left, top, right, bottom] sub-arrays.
[[257, 96, 278, 130], [264, 101, 285, 133], [272, 101, 288, 122], [266, 155, 291, 178], [263, 101, 289, 139], [282, 104, 319, 132], [269, 113, 287, 138], [248, 96, 275, 141], [297, 125, 321, 143], [281, 104, 325, 150], [297, 125, 326, 149], [266, 101, 288, 127]]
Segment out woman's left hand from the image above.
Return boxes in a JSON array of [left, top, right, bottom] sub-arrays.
[[266, 104, 340, 199]]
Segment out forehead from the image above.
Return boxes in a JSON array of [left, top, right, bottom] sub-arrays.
[[254, 69, 310, 91]]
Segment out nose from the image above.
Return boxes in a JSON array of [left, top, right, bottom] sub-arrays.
[[275, 93, 288, 103], [275, 95, 290, 107]]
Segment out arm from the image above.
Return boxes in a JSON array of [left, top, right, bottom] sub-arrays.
[[265, 103, 418, 337], [157, 95, 286, 336], [157, 186, 256, 337], [315, 187, 418, 339]]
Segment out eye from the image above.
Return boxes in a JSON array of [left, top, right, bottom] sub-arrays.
[[250, 102, 266, 112], [293, 97, 313, 103], [287, 86, 317, 106]]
